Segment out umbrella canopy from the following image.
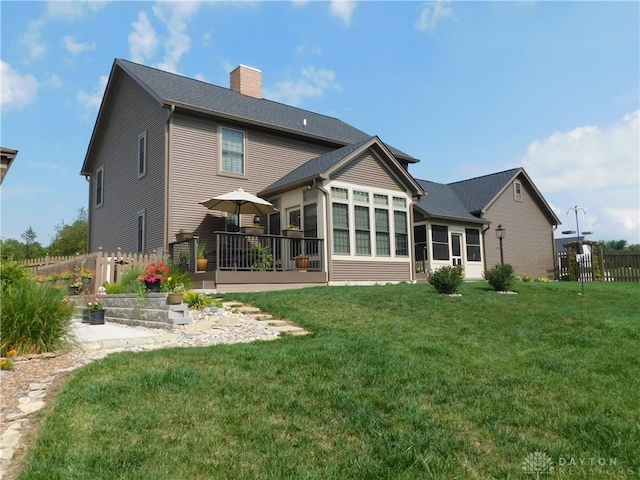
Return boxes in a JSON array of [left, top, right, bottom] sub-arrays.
[[199, 188, 278, 216]]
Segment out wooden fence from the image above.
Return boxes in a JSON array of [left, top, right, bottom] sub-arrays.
[[557, 250, 640, 282], [20, 248, 168, 293]]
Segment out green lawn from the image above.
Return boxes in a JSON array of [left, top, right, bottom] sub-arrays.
[[19, 282, 640, 479]]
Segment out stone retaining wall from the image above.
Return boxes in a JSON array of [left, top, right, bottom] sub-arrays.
[[100, 293, 192, 330]]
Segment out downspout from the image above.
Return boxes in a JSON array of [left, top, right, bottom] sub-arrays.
[[315, 179, 332, 284], [85, 175, 91, 252], [409, 198, 417, 283], [164, 104, 176, 254], [481, 223, 491, 272], [552, 224, 558, 279]]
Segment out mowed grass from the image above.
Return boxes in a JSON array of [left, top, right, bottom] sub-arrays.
[[19, 282, 640, 479]]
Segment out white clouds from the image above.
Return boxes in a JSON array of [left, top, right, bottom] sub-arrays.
[[0, 61, 39, 110], [152, 2, 201, 73], [20, 19, 47, 60], [416, 1, 453, 33], [522, 111, 639, 242], [330, 0, 356, 25], [46, 1, 107, 20], [76, 75, 108, 112], [62, 35, 96, 55], [264, 66, 341, 107], [129, 12, 159, 63]]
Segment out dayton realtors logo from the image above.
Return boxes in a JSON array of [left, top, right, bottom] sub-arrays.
[[522, 451, 554, 479]]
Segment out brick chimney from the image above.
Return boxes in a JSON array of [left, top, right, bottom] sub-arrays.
[[230, 65, 262, 99]]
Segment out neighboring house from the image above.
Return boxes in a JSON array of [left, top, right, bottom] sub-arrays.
[[413, 179, 489, 280], [0, 147, 18, 185], [448, 168, 561, 278], [80, 59, 424, 289]]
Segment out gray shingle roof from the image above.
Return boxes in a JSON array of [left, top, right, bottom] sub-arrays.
[[260, 137, 375, 195], [448, 168, 521, 213], [117, 59, 416, 162], [414, 179, 485, 223]]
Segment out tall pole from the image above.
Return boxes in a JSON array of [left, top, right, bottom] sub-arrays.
[[499, 237, 504, 265], [568, 205, 586, 295]]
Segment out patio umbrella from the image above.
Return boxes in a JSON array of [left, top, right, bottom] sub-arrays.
[[199, 188, 278, 216]]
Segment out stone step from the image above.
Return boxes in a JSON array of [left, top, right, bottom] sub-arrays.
[[222, 301, 243, 309], [262, 319, 288, 327], [272, 325, 307, 335], [251, 313, 273, 321], [237, 306, 261, 314]]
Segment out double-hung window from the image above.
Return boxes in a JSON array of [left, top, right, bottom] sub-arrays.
[[353, 190, 370, 255], [221, 128, 245, 175], [138, 131, 147, 178], [137, 209, 145, 253], [331, 187, 350, 254], [374, 194, 390, 256], [514, 181, 522, 201], [96, 166, 104, 207], [393, 197, 408, 256]]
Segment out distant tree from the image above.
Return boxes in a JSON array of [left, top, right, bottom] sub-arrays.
[[21, 227, 38, 259], [47, 208, 88, 256], [0, 239, 25, 262], [600, 240, 628, 251], [627, 244, 640, 251]]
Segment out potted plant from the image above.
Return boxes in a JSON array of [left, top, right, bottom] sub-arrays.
[[196, 241, 208, 272], [295, 254, 310, 269], [59, 270, 73, 285], [78, 267, 94, 285], [139, 262, 169, 292], [178, 251, 190, 272], [46, 273, 59, 283], [162, 278, 186, 305], [176, 230, 194, 243], [283, 223, 304, 238], [85, 294, 105, 325], [242, 221, 265, 236], [70, 278, 83, 296]]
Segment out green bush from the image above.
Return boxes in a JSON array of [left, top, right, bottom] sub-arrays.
[[0, 260, 29, 290], [0, 278, 75, 355], [166, 263, 193, 290], [184, 291, 213, 310], [483, 264, 516, 291], [429, 265, 464, 294]]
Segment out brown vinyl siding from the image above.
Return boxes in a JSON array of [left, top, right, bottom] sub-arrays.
[[331, 151, 405, 191], [168, 114, 331, 247], [331, 260, 411, 282], [483, 177, 556, 277], [89, 74, 167, 253]]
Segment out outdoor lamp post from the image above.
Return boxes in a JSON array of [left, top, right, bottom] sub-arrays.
[[495, 224, 505, 265]]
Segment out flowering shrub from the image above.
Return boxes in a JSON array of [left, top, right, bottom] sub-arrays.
[[1, 349, 18, 370], [161, 276, 186, 293], [34, 275, 47, 283], [140, 262, 169, 284], [46, 273, 60, 282], [521, 275, 532, 282]]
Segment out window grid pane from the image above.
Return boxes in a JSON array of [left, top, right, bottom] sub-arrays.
[[221, 128, 244, 174], [394, 211, 408, 256], [375, 208, 390, 256], [374, 194, 388, 205], [331, 187, 348, 200], [332, 203, 349, 254], [353, 190, 369, 203], [354, 206, 370, 255], [432, 225, 449, 260], [393, 197, 406, 208], [138, 136, 145, 175]]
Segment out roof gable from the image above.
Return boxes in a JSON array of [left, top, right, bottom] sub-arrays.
[[260, 136, 423, 197], [414, 179, 486, 224], [448, 167, 560, 225]]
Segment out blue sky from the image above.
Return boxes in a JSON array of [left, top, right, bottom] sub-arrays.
[[1, 0, 638, 247]]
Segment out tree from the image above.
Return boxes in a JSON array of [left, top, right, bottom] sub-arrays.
[[0, 238, 26, 262], [21, 227, 38, 259], [47, 208, 88, 256], [600, 239, 628, 251]]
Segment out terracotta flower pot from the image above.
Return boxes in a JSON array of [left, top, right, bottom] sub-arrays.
[[197, 258, 208, 272], [295, 256, 309, 269], [167, 293, 184, 305]]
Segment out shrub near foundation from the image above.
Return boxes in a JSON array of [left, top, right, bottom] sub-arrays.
[[484, 263, 516, 291], [0, 278, 75, 355], [429, 265, 464, 294]]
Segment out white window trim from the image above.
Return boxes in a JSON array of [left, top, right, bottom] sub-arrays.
[[327, 181, 412, 261], [514, 180, 522, 202], [137, 209, 146, 253], [138, 131, 147, 179], [219, 126, 247, 178], [96, 165, 104, 208]]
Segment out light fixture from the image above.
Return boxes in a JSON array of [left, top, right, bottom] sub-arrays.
[[495, 224, 505, 265]]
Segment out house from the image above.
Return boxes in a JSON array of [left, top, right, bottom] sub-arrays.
[[412, 179, 489, 280], [1, 147, 18, 185], [447, 168, 561, 278], [80, 59, 424, 290]]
